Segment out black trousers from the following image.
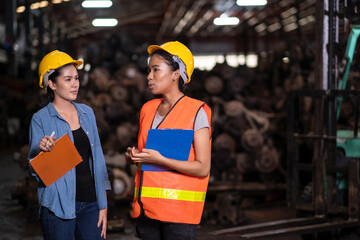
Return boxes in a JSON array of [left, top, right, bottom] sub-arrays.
[[135, 214, 198, 240]]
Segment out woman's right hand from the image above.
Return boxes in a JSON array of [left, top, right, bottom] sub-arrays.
[[125, 146, 139, 165], [39, 135, 56, 152]]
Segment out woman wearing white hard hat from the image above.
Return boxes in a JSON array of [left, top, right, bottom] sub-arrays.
[[28, 50, 111, 240], [125, 41, 212, 239]]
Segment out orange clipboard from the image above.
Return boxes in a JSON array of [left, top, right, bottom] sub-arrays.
[[30, 133, 83, 187]]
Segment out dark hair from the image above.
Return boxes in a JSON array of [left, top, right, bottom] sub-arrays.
[[45, 63, 76, 103], [151, 49, 186, 93]]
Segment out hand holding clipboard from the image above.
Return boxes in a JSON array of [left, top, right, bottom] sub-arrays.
[[141, 129, 194, 172], [30, 134, 83, 187]]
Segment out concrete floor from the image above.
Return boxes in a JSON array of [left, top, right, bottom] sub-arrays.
[[0, 148, 302, 240], [0, 149, 42, 240]]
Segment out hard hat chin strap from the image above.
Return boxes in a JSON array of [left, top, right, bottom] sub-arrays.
[[43, 69, 55, 88], [172, 55, 187, 84]]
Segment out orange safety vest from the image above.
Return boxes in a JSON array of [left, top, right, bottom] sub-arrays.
[[132, 96, 212, 224]]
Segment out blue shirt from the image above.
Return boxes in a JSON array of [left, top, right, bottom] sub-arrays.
[[28, 102, 111, 219]]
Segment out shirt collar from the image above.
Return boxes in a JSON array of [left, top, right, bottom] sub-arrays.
[[47, 101, 87, 117]]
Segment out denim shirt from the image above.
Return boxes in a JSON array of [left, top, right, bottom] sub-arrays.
[[28, 102, 111, 219]]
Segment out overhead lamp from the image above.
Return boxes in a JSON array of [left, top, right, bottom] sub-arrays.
[[246, 54, 258, 68], [282, 57, 290, 64], [29, 1, 49, 9], [40, 1, 49, 7], [92, 18, 118, 27], [82, 0, 112, 8], [16, 6, 26, 13], [30, 2, 40, 9], [236, 0, 267, 6], [213, 14, 240, 26], [84, 63, 91, 71]]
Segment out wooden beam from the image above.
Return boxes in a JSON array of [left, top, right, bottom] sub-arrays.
[[210, 216, 326, 235]]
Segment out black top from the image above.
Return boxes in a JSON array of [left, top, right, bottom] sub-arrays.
[[72, 127, 96, 202]]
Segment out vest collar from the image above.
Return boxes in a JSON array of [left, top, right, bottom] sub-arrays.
[[154, 95, 185, 129]]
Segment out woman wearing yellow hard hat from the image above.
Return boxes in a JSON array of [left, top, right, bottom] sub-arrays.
[[28, 50, 110, 240], [125, 41, 212, 239]]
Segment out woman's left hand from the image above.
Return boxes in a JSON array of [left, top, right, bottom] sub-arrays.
[[98, 208, 107, 239]]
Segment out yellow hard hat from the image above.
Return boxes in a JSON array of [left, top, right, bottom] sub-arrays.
[[147, 41, 194, 84], [38, 50, 83, 88]]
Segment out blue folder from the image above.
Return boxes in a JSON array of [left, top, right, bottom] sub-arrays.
[[141, 129, 195, 171]]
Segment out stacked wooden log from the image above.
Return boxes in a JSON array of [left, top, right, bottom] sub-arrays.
[[11, 145, 39, 213]]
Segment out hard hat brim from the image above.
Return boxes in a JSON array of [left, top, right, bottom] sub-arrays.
[[147, 45, 166, 55]]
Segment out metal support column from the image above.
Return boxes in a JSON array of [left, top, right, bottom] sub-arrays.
[[313, 0, 340, 217], [324, 0, 339, 209], [24, 0, 32, 81], [313, 0, 326, 217], [37, 13, 44, 60], [5, 0, 18, 77]]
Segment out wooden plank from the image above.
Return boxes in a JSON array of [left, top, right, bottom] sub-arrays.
[[210, 216, 326, 235]]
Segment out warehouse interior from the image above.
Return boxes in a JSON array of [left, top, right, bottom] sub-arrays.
[[1, 0, 360, 239]]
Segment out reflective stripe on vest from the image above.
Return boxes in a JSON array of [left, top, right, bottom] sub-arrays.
[[134, 187, 206, 202]]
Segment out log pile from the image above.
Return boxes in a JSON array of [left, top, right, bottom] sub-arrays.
[[11, 36, 320, 226]]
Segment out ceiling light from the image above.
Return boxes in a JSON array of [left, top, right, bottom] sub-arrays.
[[30, 1, 48, 9], [236, 0, 267, 6], [213, 14, 240, 26], [82, 0, 112, 8], [246, 54, 258, 68], [213, 17, 240, 26], [40, 1, 49, 8], [226, 55, 240, 68], [30, 2, 40, 9], [84, 63, 91, 71], [282, 57, 290, 63], [92, 18, 118, 27], [16, 6, 26, 13], [52, 0, 62, 4], [238, 54, 246, 65]]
